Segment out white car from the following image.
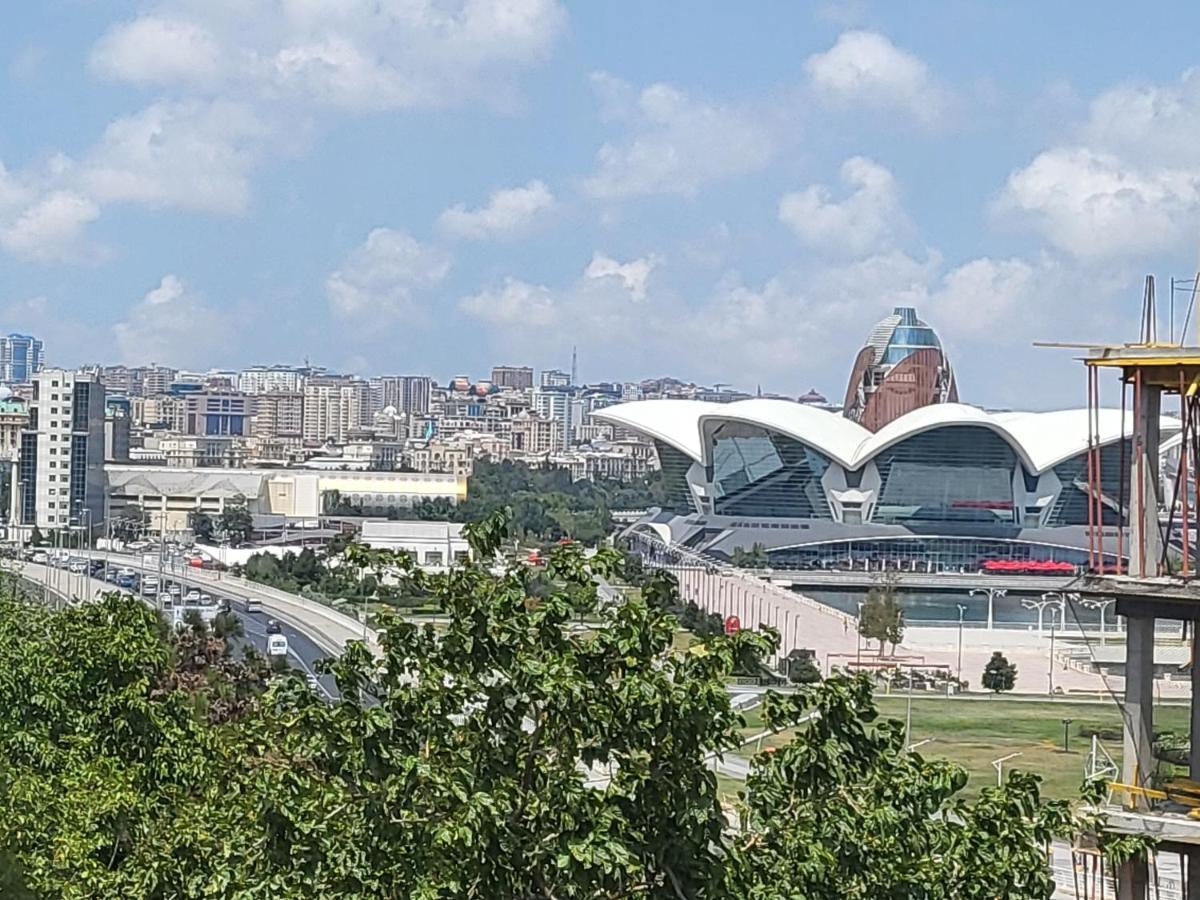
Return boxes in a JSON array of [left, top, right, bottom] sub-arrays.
[[168, 583, 182, 596], [184, 589, 201, 603], [30, 550, 48, 564]]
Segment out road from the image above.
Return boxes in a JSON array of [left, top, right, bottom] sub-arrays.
[[770, 569, 1078, 593], [18, 560, 340, 699]]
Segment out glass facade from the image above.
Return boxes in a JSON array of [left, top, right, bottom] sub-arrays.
[[653, 440, 697, 514], [873, 426, 1017, 525], [1046, 440, 1130, 526], [763, 536, 1096, 571], [709, 423, 831, 518]]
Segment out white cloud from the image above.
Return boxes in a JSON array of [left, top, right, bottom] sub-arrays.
[[80, 100, 267, 215], [583, 252, 659, 301], [458, 277, 557, 326], [804, 31, 947, 125], [997, 148, 1200, 260], [113, 275, 228, 366], [437, 179, 556, 240], [582, 73, 777, 200], [0, 191, 101, 263], [326, 228, 451, 319], [999, 69, 1200, 261], [778, 156, 908, 256], [88, 0, 567, 111], [91, 16, 221, 85]]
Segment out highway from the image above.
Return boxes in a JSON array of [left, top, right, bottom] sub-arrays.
[[19, 560, 340, 699], [769, 569, 1078, 593]]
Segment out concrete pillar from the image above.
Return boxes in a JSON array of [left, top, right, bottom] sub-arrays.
[[1117, 858, 1150, 900], [1122, 615, 1155, 796], [1128, 384, 1162, 578], [1189, 640, 1200, 900]]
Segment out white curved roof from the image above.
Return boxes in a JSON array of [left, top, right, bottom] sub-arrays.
[[595, 399, 1180, 474]]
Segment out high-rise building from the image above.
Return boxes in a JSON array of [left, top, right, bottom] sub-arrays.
[[252, 392, 304, 442], [491, 365, 534, 390], [541, 368, 570, 388], [842, 306, 957, 432], [303, 377, 370, 443], [12, 368, 106, 534], [0, 334, 43, 384], [372, 375, 433, 416], [532, 386, 574, 448]]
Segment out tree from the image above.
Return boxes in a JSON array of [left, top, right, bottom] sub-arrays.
[[0, 516, 1145, 897], [28, 526, 44, 548], [188, 508, 214, 542], [218, 493, 254, 547], [786, 652, 823, 684], [858, 574, 905, 656], [982, 651, 1018, 693]]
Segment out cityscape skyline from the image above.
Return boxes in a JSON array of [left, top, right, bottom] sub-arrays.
[[8, 3, 1200, 406]]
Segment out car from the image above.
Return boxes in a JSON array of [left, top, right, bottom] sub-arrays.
[[244, 596, 262, 614], [158, 593, 174, 609], [67, 558, 88, 573], [265, 619, 282, 635], [30, 551, 48, 564], [183, 589, 201, 603], [305, 673, 320, 692], [197, 593, 215, 607], [168, 583, 182, 596]]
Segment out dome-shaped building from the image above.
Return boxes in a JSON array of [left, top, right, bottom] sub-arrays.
[[842, 306, 956, 432]]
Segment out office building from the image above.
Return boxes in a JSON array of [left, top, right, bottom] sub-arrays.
[[0, 334, 43, 384], [183, 391, 252, 436], [597, 398, 1181, 570], [541, 368, 571, 388], [140, 366, 179, 397], [12, 368, 106, 534], [491, 365, 534, 390]]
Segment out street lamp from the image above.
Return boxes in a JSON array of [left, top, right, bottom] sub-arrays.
[[969, 587, 1006, 631]]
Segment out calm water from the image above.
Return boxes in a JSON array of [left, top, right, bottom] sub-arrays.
[[801, 587, 1108, 629]]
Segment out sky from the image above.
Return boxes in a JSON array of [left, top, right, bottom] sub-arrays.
[[4, 1, 1200, 408]]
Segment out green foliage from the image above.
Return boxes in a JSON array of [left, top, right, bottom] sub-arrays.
[[395, 459, 663, 545], [217, 494, 253, 547], [786, 653, 823, 684], [859, 574, 905, 655], [730, 542, 769, 569], [187, 509, 214, 542], [27, 527, 44, 548], [982, 651, 1018, 693]]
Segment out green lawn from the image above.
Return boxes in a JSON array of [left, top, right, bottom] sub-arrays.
[[735, 695, 1190, 802]]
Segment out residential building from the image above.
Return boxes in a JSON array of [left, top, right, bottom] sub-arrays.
[[303, 376, 370, 444], [132, 395, 185, 432], [541, 368, 570, 388], [511, 411, 561, 455], [0, 334, 43, 384], [159, 435, 250, 468], [140, 365, 179, 397], [183, 390, 253, 437], [491, 365, 534, 390], [238, 365, 308, 394], [252, 391, 304, 443], [13, 368, 106, 535], [533, 386, 574, 448], [104, 412, 131, 463]]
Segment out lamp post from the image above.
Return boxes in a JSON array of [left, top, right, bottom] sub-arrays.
[[1080, 597, 1116, 644], [969, 587, 1007, 631], [956, 602, 967, 683], [1061, 717, 1073, 753]]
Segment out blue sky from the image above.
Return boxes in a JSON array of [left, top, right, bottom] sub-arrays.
[[3, 1, 1200, 407]]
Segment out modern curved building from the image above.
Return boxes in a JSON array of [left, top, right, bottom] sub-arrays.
[[596, 398, 1181, 570], [843, 307, 957, 431]]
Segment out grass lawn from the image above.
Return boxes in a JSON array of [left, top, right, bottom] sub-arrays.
[[735, 695, 1190, 802]]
